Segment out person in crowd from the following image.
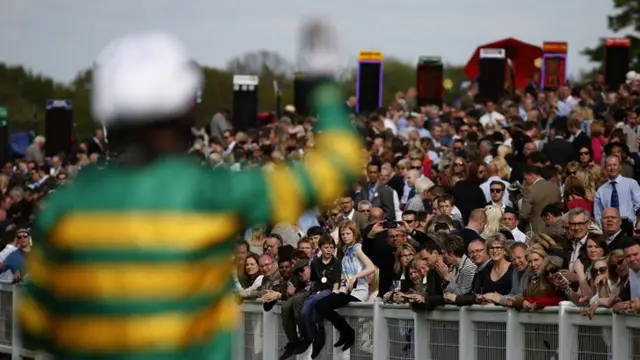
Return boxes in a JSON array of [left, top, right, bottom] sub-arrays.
[[235, 253, 263, 299], [298, 235, 341, 355], [541, 204, 565, 236], [439, 234, 477, 296], [337, 193, 368, 231], [458, 208, 486, 247], [278, 259, 313, 359], [508, 246, 565, 311], [502, 207, 526, 242], [354, 160, 396, 220], [313, 220, 375, 355], [602, 207, 631, 250], [594, 155, 640, 227], [520, 165, 562, 235], [486, 181, 507, 209]]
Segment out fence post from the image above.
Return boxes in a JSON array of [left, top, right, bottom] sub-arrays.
[[505, 308, 524, 360], [557, 301, 575, 360], [611, 312, 629, 360], [10, 285, 20, 360], [412, 308, 431, 360], [262, 306, 279, 360], [458, 306, 474, 360], [372, 300, 388, 360]]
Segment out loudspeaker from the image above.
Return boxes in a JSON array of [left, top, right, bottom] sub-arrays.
[[294, 72, 313, 117], [605, 38, 631, 91], [0, 106, 7, 165], [0, 125, 7, 165], [45, 100, 73, 157], [232, 75, 259, 132], [478, 49, 506, 102], [356, 51, 384, 115], [417, 58, 444, 108]]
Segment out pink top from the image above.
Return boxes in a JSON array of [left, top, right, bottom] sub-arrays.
[[591, 136, 605, 165]]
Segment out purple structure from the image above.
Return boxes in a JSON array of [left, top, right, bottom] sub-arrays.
[[356, 53, 384, 114]]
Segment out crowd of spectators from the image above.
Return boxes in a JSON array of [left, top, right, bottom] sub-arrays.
[[228, 75, 640, 359], [2, 71, 640, 359]]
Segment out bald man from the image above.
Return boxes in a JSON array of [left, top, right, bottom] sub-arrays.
[[602, 207, 629, 251]]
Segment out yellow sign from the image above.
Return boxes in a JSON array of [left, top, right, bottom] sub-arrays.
[[358, 50, 384, 62], [543, 42, 567, 54]]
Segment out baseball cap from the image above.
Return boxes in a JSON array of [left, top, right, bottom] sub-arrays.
[[92, 32, 203, 127]]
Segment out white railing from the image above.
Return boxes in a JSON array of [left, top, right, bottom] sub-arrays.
[[238, 299, 640, 360], [1, 283, 639, 360]]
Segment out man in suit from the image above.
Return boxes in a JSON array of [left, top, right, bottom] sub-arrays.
[[337, 193, 369, 231], [568, 117, 590, 154], [543, 120, 576, 167], [520, 165, 561, 235], [354, 160, 395, 220], [601, 207, 630, 251]]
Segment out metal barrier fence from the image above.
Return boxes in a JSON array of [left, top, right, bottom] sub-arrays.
[[1, 283, 639, 360], [238, 299, 640, 360]]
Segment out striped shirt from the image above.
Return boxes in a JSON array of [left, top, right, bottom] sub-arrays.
[[443, 255, 477, 295], [20, 81, 363, 360]]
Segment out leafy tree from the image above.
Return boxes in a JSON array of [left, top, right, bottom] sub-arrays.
[[582, 0, 640, 72]]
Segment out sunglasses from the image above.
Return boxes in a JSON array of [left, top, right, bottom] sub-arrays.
[[411, 166, 422, 170], [579, 152, 590, 155], [547, 267, 560, 275], [490, 188, 503, 193], [592, 266, 608, 275], [454, 162, 465, 166], [16, 235, 28, 239]]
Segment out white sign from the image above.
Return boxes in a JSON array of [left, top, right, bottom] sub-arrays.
[[233, 75, 259, 86], [479, 48, 506, 59]]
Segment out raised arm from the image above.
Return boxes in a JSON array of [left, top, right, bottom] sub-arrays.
[[211, 22, 362, 226]]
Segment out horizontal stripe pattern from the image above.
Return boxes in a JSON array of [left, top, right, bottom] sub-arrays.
[[45, 259, 234, 299], [49, 212, 241, 251], [22, 294, 238, 353]]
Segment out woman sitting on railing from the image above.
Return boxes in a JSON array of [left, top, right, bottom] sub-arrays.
[[508, 245, 566, 311], [235, 252, 263, 300], [313, 220, 375, 355]]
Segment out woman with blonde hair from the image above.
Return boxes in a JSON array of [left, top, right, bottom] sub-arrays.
[[490, 157, 510, 180], [476, 233, 514, 300], [508, 245, 565, 311], [575, 167, 600, 202], [481, 204, 504, 239], [0, 174, 8, 196]]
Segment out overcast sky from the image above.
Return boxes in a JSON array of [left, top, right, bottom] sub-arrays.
[[1, 0, 617, 83]]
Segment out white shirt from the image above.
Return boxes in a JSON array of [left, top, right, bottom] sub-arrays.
[[0, 244, 18, 283], [479, 111, 506, 129], [383, 118, 398, 135], [569, 235, 588, 272], [510, 227, 527, 243]]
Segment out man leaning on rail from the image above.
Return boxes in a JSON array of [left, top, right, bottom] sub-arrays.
[[18, 19, 363, 360]]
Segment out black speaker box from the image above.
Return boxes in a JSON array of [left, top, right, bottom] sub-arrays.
[[294, 73, 314, 117], [357, 62, 382, 114], [232, 86, 258, 132], [478, 57, 506, 103], [0, 125, 8, 165], [45, 105, 73, 157], [417, 63, 444, 108], [605, 44, 630, 91]]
